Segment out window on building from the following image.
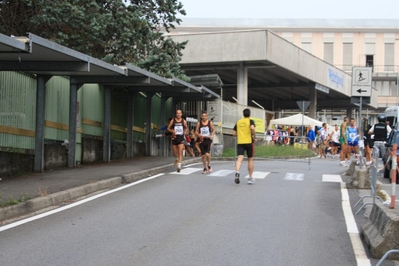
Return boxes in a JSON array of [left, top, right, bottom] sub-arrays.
[[342, 43, 352, 71], [301, 42, 312, 53], [323, 43, 333, 64], [366, 55, 374, 71], [379, 81, 391, 96], [384, 43, 394, 71]]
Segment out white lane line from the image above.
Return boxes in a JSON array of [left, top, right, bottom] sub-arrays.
[[244, 171, 270, 179], [337, 177, 371, 266], [0, 173, 166, 232], [170, 167, 201, 175], [284, 173, 304, 181]]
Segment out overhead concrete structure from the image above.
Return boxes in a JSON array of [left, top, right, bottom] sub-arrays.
[[169, 29, 378, 115]]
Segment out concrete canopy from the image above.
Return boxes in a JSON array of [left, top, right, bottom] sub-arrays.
[[0, 33, 219, 99], [0, 32, 220, 171], [169, 29, 377, 111]]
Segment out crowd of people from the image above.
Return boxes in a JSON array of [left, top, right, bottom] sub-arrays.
[[164, 109, 391, 185], [266, 114, 392, 167]]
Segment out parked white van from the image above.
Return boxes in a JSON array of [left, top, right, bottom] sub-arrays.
[[384, 106, 399, 129]]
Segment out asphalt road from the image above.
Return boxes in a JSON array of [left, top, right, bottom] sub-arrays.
[[0, 158, 396, 265]]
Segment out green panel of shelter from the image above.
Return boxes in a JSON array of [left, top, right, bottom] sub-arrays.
[[81, 84, 104, 137], [133, 96, 146, 142], [110, 89, 128, 141], [44, 76, 70, 141], [0, 71, 36, 150]]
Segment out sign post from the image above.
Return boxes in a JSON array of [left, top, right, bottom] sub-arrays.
[[351, 67, 372, 169], [297, 101, 310, 137]]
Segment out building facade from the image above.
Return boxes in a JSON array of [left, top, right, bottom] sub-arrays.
[[170, 18, 399, 122]]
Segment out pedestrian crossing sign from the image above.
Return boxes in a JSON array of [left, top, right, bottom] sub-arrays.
[[351, 67, 372, 97]]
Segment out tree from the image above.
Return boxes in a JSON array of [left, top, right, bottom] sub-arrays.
[[0, 0, 189, 81]]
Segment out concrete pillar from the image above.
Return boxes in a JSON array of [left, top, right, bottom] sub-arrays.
[[34, 75, 50, 172], [68, 83, 80, 168], [103, 87, 111, 162], [237, 62, 248, 105], [126, 91, 135, 159], [308, 83, 317, 119]]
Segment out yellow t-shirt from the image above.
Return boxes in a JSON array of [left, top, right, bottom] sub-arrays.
[[235, 118, 255, 144]]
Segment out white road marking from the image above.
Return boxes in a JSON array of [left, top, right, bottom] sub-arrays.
[[183, 163, 202, 168], [0, 173, 166, 232], [330, 176, 371, 266], [208, 170, 235, 177], [322, 174, 342, 183], [284, 173, 304, 181], [170, 167, 201, 175], [243, 171, 270, 179]]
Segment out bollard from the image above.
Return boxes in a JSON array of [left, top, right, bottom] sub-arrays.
[[390, 143, 397, 209]]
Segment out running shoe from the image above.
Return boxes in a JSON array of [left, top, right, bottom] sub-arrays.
[[247, 177, 255, 184], [207, 165, 212, 173], [202, 168, 207, 174], [177, 163, 181, 173], [234, 173, 240, 184]]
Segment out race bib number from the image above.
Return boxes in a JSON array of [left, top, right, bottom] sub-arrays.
[[349, 133, 356, 139], [200, 127, 210, 137], [175, 125, 183, 135]]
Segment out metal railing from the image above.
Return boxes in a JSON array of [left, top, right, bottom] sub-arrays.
[[334, 65, 399, 74], [354, 145, 383, 215], [376, 250, 399, 266]]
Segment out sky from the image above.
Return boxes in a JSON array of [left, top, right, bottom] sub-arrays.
[[179, 0, 399, 20]]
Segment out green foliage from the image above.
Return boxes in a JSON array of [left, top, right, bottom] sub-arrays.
[[222, 145, 311, 158], [0, 192, 32, 207], [0, 0, 189, 80]]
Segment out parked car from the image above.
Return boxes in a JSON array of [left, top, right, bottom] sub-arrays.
[[382, 129, 399, 183]]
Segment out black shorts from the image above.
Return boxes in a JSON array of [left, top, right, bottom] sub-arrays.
[[332, 142, 340, 147], [172, 135, 185, 146], [237, 143, 254, 158], [200, 138, 212, 154], [364, 140, 374, 148]]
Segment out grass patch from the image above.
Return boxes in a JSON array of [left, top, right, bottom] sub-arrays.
[[222, 144, 311, 158], [0, 192, 32, 207]]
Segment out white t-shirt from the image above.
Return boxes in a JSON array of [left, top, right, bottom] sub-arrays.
[[331, 129, 339, 143]]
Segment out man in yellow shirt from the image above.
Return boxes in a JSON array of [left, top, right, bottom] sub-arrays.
[[233, 108, 257, 184]]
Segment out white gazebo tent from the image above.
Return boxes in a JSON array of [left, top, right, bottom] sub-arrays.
[[268, 113, 323, 129]]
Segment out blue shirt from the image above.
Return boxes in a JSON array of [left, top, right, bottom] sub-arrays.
[[307, 129, 315, 141]]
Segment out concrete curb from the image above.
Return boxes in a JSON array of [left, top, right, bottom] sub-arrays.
[[361, 200, 399, 259], [0, 158, 201, 223]]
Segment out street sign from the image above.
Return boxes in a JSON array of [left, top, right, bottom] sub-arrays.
[[351, 67, 372, 97], [296, 101, 310, 112], [315, 83, 330, 94]]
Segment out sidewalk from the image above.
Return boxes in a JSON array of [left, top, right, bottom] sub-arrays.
[[0, 156, 201, 222]]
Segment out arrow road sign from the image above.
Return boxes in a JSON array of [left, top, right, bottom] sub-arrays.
[[356, 89, 367, 93]]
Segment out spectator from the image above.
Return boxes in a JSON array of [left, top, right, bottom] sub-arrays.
[[306, 125, 316, 153]]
